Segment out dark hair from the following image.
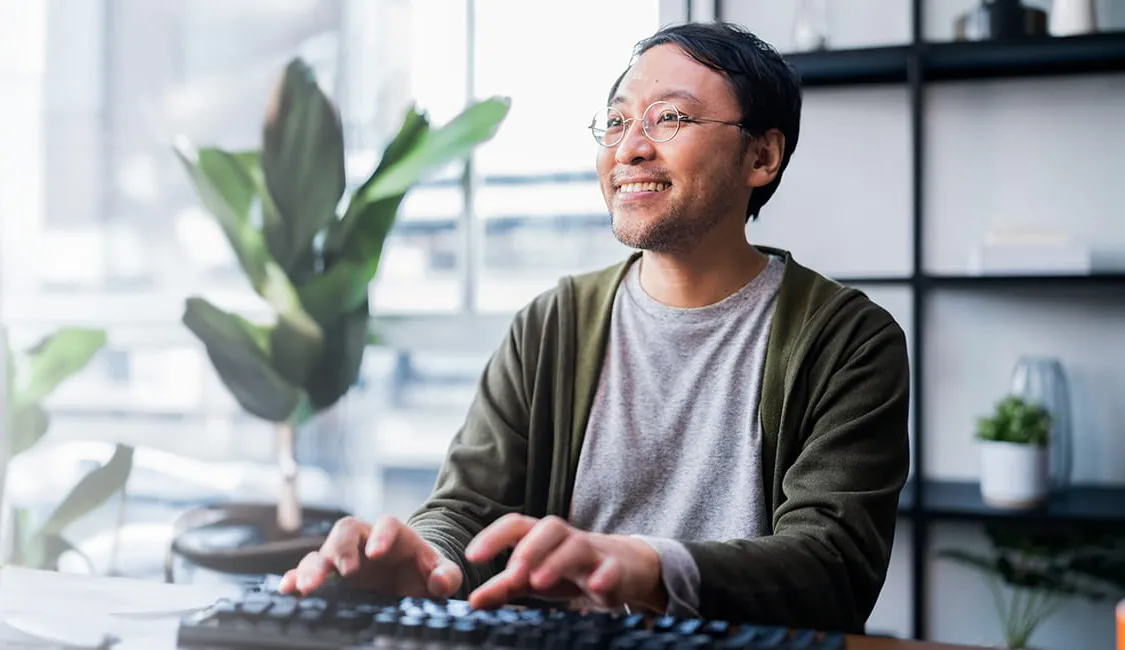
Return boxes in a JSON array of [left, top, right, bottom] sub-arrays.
[[610, 22, 803, 222]]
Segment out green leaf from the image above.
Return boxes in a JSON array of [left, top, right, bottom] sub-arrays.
[[183, 297, 300, 421], [341, 96, 510, 237], [37, 443, 134, 539], [10, 403, 49, 456], [34, 534, 92, 572], [297, 259, 378, 326], [4, 334, 14, 405], [339, 193, 408, 273], [367, 320, 384, 347], [173, 142, 323, 344], [325, 106, 429, 259], [288, 394, 317, 429], [15, 328, 106, 408], [261, 58, 346, 269], [269, 316, 324, 387], [232, 150, 286, 265], [173, 144, 264, 283], [306, 107, 428, 322], [305, 307, 369, 411], [937, 548, 998, 575]]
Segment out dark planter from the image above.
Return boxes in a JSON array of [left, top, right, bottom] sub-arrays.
[[165, 502, 349, 581]]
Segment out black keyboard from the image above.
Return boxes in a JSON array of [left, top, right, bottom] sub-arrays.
[[176, 584, 846, 650]]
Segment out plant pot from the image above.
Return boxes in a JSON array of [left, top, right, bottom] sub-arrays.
[[166, 502, 349, 581], [979, 441, 1049, 509]]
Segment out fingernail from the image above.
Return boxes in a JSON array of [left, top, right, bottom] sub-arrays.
[[465, 540, 479, 557], [367, 535, 387, 555], [429, 567, 448, 596]]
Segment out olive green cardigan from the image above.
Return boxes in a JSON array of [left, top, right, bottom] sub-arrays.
[[408, 247, 911, 634]]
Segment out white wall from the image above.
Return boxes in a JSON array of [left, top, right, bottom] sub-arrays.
[[689, 1, 1125, 648], [924, 74, 1125, 273], [745, 85, 914, 278]]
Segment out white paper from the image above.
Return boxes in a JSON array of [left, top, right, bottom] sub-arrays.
[[0, 566, 241, 650]]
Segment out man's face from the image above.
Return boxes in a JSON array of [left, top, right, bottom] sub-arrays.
[[596, 43, 751, 253]]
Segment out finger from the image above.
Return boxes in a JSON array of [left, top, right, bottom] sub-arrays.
[[366, 517, 441, 579], [364, 515, 404, 561], [293, 551, 335, 595], [467, 566, 525, 610], [365, 517, 458, 598], [277, 569, 298, 594], [508, 516, 570, 576], [465, 513, 538, 563], [321, 517, 370, 577], [427, 557, 464, 598], [529, 534, 601, 593], [584, 556, 623, 603]]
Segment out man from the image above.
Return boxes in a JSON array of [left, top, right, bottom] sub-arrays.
[[279, 21, 910, 635]]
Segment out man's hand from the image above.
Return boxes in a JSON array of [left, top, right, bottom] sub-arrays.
[[277, 515, 463, 599], [464, 514, 667, 613]]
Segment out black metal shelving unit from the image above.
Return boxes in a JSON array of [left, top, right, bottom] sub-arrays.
[[718, 2, 1125, 642]]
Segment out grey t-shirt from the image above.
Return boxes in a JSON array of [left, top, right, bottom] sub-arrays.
[[569, 254, 785, 615]]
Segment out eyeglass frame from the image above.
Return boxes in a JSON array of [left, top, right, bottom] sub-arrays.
[[588, 100, 747, 147]]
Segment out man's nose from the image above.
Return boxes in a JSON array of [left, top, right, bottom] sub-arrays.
[[614, 120, 656, 164]]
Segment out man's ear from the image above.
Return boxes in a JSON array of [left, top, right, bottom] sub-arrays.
[[747, 129, 785, 189]]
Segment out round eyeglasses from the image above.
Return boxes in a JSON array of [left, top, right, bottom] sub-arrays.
[[589, 100, 744, 147]]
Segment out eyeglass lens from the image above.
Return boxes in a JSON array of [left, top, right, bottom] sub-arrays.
[[591, 101, 681, 146]]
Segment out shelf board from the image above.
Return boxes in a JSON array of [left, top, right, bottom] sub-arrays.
[[924, 272, 1125, 288], [830, 273, 1125, 288], [785, 32, 1125, 87], [905, 480, 1125, 523], [785, 45, 910, 86], [925, 31, 1125, 82], [833, 275, 912, 286]]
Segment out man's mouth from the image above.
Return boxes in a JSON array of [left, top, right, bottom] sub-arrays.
[[617, 182, 671, 194]]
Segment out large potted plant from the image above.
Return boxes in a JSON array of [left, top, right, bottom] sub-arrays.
[[976, 395, 1052, 509], [2, 327, 134, 572], [168, 57, 509, 577]]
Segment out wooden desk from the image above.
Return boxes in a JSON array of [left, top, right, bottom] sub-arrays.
[[848, 636, 985, 649]]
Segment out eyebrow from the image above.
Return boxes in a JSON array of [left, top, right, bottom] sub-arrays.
[[610, 89, 704, 108]]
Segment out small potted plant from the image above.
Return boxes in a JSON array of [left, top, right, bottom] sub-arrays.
[[939, 522, 1125, 650], [976, 396, 1052, 509]]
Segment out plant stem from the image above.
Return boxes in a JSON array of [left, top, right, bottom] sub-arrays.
[[277, 421, 302, 533], [984, 575, 1010, 644], [107, 484, 128, 576], [1007, 582, 1022, 645]]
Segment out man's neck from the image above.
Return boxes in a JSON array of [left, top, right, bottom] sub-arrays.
[[637, 234, 770, 309]]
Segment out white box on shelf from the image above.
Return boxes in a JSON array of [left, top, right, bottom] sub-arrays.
[[968, 242, 1093, 275]]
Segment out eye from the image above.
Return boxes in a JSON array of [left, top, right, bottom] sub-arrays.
[[656, 110, 678, 124], [607, 116, 624, 128]]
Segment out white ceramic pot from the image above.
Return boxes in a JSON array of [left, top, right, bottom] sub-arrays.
[[979, 441, 1049, 509], [1050, 0, 1097, 36]]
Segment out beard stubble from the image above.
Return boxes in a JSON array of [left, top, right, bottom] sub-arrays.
[[609, 165, 741, 254]]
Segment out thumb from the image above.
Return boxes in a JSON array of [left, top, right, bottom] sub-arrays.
[[428, 557, 463, 597]]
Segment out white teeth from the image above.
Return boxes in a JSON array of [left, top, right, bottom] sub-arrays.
[[619, 182, 669, 193]]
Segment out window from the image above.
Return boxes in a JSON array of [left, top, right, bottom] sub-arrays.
[[471, 0, 659, 312], [0, 0, 663, 578]]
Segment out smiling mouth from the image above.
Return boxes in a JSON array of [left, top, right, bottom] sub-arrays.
[[617, 182, 671, 194]]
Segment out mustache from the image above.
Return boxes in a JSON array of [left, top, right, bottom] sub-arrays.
[[611, 170, 672, 186]]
